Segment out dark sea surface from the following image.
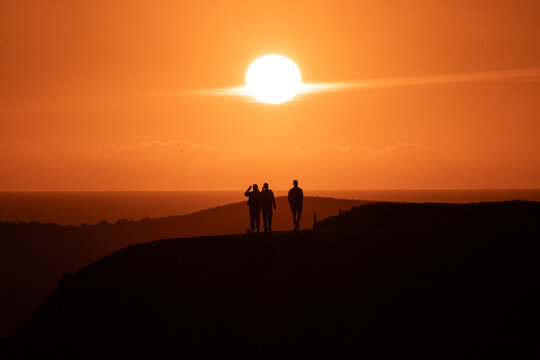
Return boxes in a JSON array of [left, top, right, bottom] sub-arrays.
[[1, 189, 539, 225]]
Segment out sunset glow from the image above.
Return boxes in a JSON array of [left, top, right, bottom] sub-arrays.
[[2, 2, 540, 356], [0, 1, 539, 191]]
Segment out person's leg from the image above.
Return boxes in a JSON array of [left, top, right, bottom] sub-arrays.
[[255, 207, 261, 232], [297, 207, 303, 229], [268, 209, 273, 231], [262, 210, 268, 232], [249, 207, 255, 232], [291, 209, 296, 229]]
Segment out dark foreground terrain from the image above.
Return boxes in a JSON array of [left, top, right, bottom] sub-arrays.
[[0, 196, 364, 338], [2, 201, 540, 359]]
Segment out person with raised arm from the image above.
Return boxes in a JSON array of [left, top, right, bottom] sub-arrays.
[[244, 184, 262, 233]]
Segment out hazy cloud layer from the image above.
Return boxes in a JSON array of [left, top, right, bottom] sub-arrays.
[[2, 135, 539, 190]]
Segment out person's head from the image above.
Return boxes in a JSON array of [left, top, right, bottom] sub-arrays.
[[263, 183, 269, 190], [293, 179, 298, 187], [253, 184, 259, 191]]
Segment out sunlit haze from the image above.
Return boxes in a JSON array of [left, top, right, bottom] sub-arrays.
[[1, 1, 539, 190]]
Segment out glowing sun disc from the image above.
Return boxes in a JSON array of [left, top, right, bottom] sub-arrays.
[[245, 55, 302, 104]]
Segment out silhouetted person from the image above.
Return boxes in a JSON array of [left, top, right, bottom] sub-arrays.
[[288, 179, 304, 230], [244, 184, 261, 233], [261, 183, 277, 232]]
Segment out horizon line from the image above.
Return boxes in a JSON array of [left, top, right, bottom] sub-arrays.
[[1, 188, 540, 192]]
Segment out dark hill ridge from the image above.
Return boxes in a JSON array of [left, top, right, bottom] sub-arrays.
[[315, 200, 540, 232], [0, 196, 367, 339], [2, 201, 540, 359]]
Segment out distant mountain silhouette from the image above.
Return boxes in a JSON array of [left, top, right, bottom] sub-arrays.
[[2, 201, 539, 359], [0, 196, 367, 339]]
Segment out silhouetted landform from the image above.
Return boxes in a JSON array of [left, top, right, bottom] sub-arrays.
[[0, 196, 366, 339], [2, 201, 539, 359], [315, 200, 540, 232]]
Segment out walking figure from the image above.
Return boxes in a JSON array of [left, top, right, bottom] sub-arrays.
[[288, 179, 304, 230], [244, 184, 261, 233], [261, 183, 277, 232]]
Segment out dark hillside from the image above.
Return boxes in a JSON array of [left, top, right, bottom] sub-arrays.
[[0, 196, 365, 339], [315, 200, 540, 232], [2, 201, 540, 359]]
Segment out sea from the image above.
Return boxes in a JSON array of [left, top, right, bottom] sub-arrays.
[[1, 190, 539, 225]]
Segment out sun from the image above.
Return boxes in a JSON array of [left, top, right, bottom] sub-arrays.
[[245, 55, 302, 104]]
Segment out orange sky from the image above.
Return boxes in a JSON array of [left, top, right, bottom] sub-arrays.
[[1, 0, 539, 190]]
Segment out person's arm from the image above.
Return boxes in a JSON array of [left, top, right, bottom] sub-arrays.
[[288, 189, 292, 205], [300, 189, 304, 203], [271, 190, 276, 209], [244, 186, 252, 197]]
